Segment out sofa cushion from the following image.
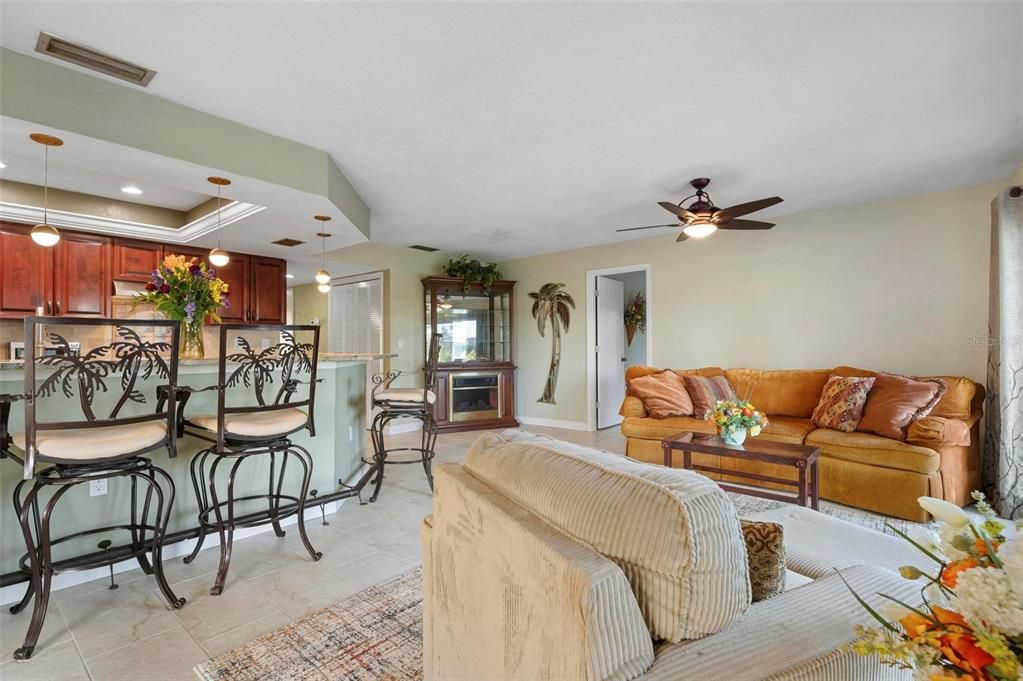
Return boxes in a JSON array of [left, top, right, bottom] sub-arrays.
[[629, 370, 694, 418], [621, 415, 715, 441], [465, 430, 751, 643], [626, 366, 724, 394], [682, 375, 736, 417], [916, 375, 977, 421], [724, 369, 831, 418], [811, 375, 876, 433], [740, 520, 786, 602], [757, 416, 816, 444], [857, 374, 945, 440], [906, 416, 971, 447], [805, 428, 939, 475]]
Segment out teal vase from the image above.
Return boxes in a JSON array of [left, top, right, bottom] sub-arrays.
[[721, 428, 747, 446]]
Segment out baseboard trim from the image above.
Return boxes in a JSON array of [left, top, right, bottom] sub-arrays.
[[517, 416, 590, 431], [0, 463, 372, 606]]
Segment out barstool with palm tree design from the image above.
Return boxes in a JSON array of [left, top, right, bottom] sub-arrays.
[[0, 317, 185, 660], [367, 332, 442, 502], [178, 324, 322, 595]]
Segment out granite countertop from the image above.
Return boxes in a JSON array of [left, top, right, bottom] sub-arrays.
[[0, 352, 397, 372]]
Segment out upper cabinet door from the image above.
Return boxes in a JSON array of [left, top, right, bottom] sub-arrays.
[[0, 222, 53, 318], [53, 232, 112, 317], [249, 257, 286, 324], [112, 239, 163, 283], [213, 254, 249, 323]]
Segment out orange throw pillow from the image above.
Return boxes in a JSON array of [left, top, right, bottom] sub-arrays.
[[628, 370, 694, 418], [682, 375, 736, 418], [811, 376, 876, 432], [857, 374, 946, 441]]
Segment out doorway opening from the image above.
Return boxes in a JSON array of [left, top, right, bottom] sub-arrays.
[[585, 265, 651, 431]]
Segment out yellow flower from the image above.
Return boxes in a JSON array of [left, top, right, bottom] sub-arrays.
[[163, 254, 186, 270]]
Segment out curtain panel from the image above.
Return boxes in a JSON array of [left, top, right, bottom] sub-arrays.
[[984, 186, 1023, 519]]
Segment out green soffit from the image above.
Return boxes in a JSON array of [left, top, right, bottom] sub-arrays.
[[0, 48, 370, 237]]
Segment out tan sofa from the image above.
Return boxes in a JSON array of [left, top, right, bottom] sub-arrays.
[[620, 366, 984, 522], [423, 431, 927, 681]]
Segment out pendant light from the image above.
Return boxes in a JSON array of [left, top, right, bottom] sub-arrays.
[[29, 133, 64, 247], [207, 176, 231, 267], [314, 215, 332, 293]]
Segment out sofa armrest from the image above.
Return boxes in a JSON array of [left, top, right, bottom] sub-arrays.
[[620, 395, 648, 418], [907, 416, 972, 447]]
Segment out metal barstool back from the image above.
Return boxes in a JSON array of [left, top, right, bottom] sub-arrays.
[[0, 317, 184, 660], [367, 332, 442, 502], [179, 324, 322, 595]]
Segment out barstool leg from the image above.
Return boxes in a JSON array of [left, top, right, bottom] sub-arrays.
[[9, 479, 35, 616], [422, 412, 438, 492], [269, 450, 288, 538], [209, 455, 246, 596], [289, 443, 322, 562], [184, 448, 212, 565], [130, 473, 155, 575], [369, 411, 389, 503], [140, 467, 185, 609], [14, 482, 74, 660]]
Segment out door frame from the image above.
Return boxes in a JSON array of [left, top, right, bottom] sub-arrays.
[[585, 264, 652, 431]]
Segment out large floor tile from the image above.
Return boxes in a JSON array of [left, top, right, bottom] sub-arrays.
[[246, 559, 362, 619], [0, 640, 90, 681], [170, 574, 275, 642], [57, 577, 180, 660], [0, 599, 72, 661], [85, 627, 207, 681], [327, 550, 417, 593], [198, 608, 292, 658]]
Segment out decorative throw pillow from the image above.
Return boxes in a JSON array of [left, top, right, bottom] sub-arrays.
[[740, 519, 786, 602], [857, 374, 946, 441], [628, 370, 694, 418], [682, 375, 736, 417], [811, 375, 876, 432]]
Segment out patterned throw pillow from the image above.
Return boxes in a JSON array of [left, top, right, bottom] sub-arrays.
[[628, 370, 695, 418], [811, 375, 876, 432], [682, 375, 736, 417], [740, 520, 786, 602], [857, 374, 947, 441]]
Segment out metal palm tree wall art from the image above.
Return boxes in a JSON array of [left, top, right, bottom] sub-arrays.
[[529, 283, 575, 404]]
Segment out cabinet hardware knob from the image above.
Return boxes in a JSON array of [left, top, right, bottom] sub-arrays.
[[56, 300, 61, 315], [45, 301, 51, 315]]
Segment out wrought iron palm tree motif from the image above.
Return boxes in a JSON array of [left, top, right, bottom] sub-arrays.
[[226, 334, 314, 406], [108, 326, 172, 417], [275, 331, 314, 404], [529, 283, 575, 404]]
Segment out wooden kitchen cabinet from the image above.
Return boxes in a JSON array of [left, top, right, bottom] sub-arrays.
[[249, 256, 286, 324], [112, 239, 163, 282], [213, 253, 250, 323], [0, 222, 52, 318]]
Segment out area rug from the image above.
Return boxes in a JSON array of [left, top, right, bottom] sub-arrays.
[[195, 568, 423, 681], [726, 491, 924, 535]]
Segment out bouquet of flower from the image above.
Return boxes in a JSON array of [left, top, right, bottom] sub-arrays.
[[624, 292, 646, 346], [846, 492, 1022, 681], [134, 254, 229, 324], [706, 399, 768, 443]]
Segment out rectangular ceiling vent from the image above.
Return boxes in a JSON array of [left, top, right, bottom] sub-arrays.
[[409, 244, 440, 252], [272, 238, 305, 247], [35, 32, 158, 86]]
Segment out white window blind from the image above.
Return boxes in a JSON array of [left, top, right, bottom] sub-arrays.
[[329, 276, 383, 355]]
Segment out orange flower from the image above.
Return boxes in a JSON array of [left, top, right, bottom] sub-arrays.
[[973, 537, 1000, 557], [939, 633, 995, 676], [899, 612, 933, 639], [931, 605, 969, 629], [941, 557, 977, 588]]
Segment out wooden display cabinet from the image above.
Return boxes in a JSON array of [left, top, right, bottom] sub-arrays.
[[423, 276, 518, 432]]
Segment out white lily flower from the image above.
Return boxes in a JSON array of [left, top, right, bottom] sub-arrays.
[[917, 496, 969, 528]]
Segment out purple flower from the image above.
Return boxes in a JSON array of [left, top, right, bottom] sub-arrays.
[[184, 301, 197, 323], [189, 264, 202, 275], [206, 268, 216, 279]]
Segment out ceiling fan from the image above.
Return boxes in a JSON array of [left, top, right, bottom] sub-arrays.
[[617, 178, 783, 242]]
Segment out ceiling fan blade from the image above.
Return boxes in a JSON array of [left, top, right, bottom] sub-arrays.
[[676, 232, 690, 242], [718, 219, 775, 230], [715, 196, 783, 220], [658, 201, 697, 221], [616, 224, 678, 233]]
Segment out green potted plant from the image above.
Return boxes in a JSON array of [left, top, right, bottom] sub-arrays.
[[443, 254, 502, 295]]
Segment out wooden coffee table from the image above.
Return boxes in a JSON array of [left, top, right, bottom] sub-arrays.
[[661, 431, 821, 510]]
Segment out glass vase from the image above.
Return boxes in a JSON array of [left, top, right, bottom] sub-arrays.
[[721, 427, 747, 447], [179, 320, 205, 360]]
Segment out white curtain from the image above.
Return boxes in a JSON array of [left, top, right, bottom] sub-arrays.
[[983, 186, 1023, 519]]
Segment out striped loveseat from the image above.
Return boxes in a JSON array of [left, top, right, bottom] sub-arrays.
[[422, 430, 927, 681]]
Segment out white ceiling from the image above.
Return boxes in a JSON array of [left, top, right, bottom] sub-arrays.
[[2, 2, 1021, 259]]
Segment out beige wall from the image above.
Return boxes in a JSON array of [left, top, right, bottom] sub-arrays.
[[0, 179, 185, 228], [292, 283, 330, 353], [501, 182, 1003, 426]]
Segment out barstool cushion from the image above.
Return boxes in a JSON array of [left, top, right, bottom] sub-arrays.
[[191, 408, 308, 438], [13, 421, 167, 461], [375, 388, 437, 404]]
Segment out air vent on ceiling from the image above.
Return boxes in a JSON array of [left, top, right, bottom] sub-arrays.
[[409, 244, 440, 252], [35, 32, 158, 86], [272, 238, 305, 247]]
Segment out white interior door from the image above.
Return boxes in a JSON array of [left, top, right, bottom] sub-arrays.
[[596, 276, 626, 429]]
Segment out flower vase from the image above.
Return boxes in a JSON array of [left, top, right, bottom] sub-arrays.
[[625, 322, 637, 347], [721, 428, 747, 446], [180, 320, 205, 360]]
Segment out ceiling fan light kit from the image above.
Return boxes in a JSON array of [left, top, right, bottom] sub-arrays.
[[617, 178, 783, 244]]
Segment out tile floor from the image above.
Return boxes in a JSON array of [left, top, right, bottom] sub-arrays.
[[0, 425, 625, 681]]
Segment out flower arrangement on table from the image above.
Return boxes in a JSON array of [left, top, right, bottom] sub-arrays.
[[705, 399, 768, 446], [846, 492, 1022, 681], [623, 292, 646, 347], [133, 254, 229, 358]]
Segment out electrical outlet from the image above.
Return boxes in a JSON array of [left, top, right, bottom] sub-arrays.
[[89, 479, 108, 497]]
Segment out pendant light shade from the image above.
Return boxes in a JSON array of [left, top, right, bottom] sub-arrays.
[[30, 133, 64, 247], [314, 215, 332, 293], [207, 176, 231, 267]]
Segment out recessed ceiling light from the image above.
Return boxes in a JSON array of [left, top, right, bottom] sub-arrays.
[[121, 185, 143, 195], [285, 273, 295, 279]]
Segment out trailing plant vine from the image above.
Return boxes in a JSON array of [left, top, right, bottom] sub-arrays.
[[443, 254, 502, 295]]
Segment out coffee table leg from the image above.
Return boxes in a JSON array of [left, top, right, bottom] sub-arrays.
[[810, 461, 820, 510], [683, 449, 692, 471], [798, 466, 807, 507], [662, 443, 671, 468]]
